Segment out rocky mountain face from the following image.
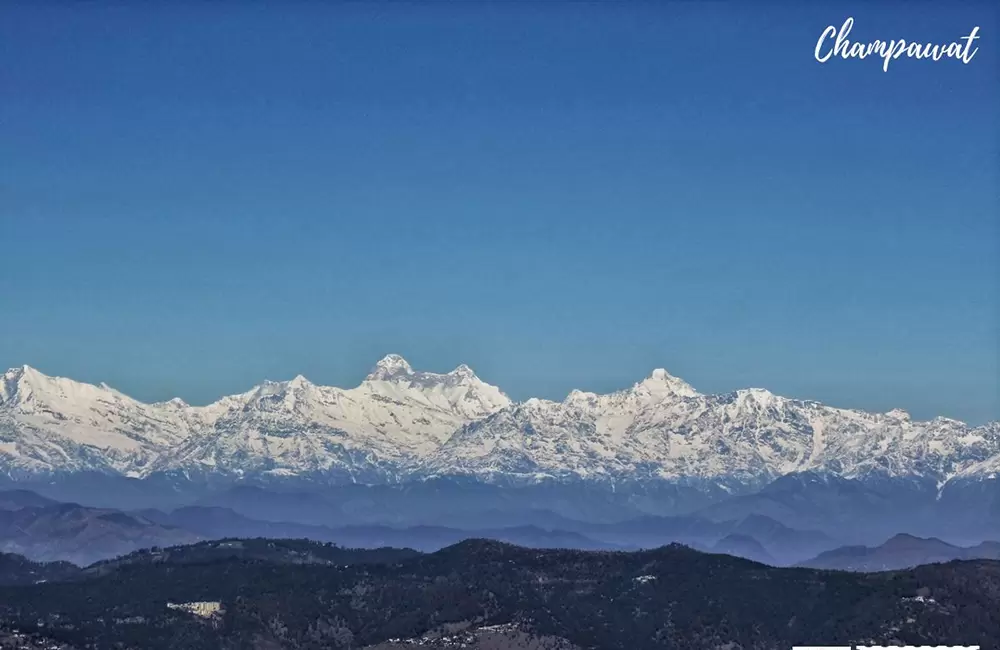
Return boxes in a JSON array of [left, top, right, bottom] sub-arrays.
[[1, 356, 998, 497]]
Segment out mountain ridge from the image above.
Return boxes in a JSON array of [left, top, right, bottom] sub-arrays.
[[799, 532, 1000, 571], [2, 356, 997, 493]]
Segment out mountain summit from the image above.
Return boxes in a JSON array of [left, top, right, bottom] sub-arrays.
[[637, 367, 699, 399], [366, 354, 414, 381]]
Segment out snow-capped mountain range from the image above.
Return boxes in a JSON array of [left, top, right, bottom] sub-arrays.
[[1, 355, 997, 489]]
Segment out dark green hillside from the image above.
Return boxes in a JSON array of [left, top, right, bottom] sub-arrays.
[[0, 540, 998, 649], [0, 552, 79, 586], [84, 537, 421, 576]]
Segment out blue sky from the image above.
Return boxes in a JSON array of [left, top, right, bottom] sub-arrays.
[[1, 2, 997, 423]]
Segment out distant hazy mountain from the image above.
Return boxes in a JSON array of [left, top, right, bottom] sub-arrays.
[[799, 533, 1000, 571], [142, 496, 836, 563], [138, 505, 339, 541], [711, 533, 776, 565], [2, 356, 997, 497], [0, 489, 56, 511], [725, 513, 834, 561], [142, 505, 621, 552], [150, 485, 839, 562], [185, 480, 721, 530], [691, 471, 963, 543], [0, 499, 200, 565]]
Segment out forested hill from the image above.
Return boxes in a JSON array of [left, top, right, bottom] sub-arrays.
[[83, 537, 421, 575], [1, 539, 999, 649], [0, 551, 78, 586]]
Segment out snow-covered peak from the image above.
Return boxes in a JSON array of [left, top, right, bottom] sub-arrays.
[[886, 408, 911, 422], [734, 387, 778, 405], [4, 364, 31, 378], [522, 397, 556, 410], [636, 368, 699, 399], [366, 354, 414, 381], [362, 356, 506, 404], [288, 374, 312, 388], [565, 389, 598, 405], [449, 364, 475, 380], [2, 364, 121, 409], [155, 397, 190, 409], [561, 368, 698, 411], [236, 374, 323, 411], [359, 357, 511, 426], [1, 365, 52, 400], [0, 365, 192, 476], [0, 366, 25, 403], [143, 355, 515, 478]]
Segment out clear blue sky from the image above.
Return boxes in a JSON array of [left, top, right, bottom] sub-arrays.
[[1, 2, 997, 423]]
